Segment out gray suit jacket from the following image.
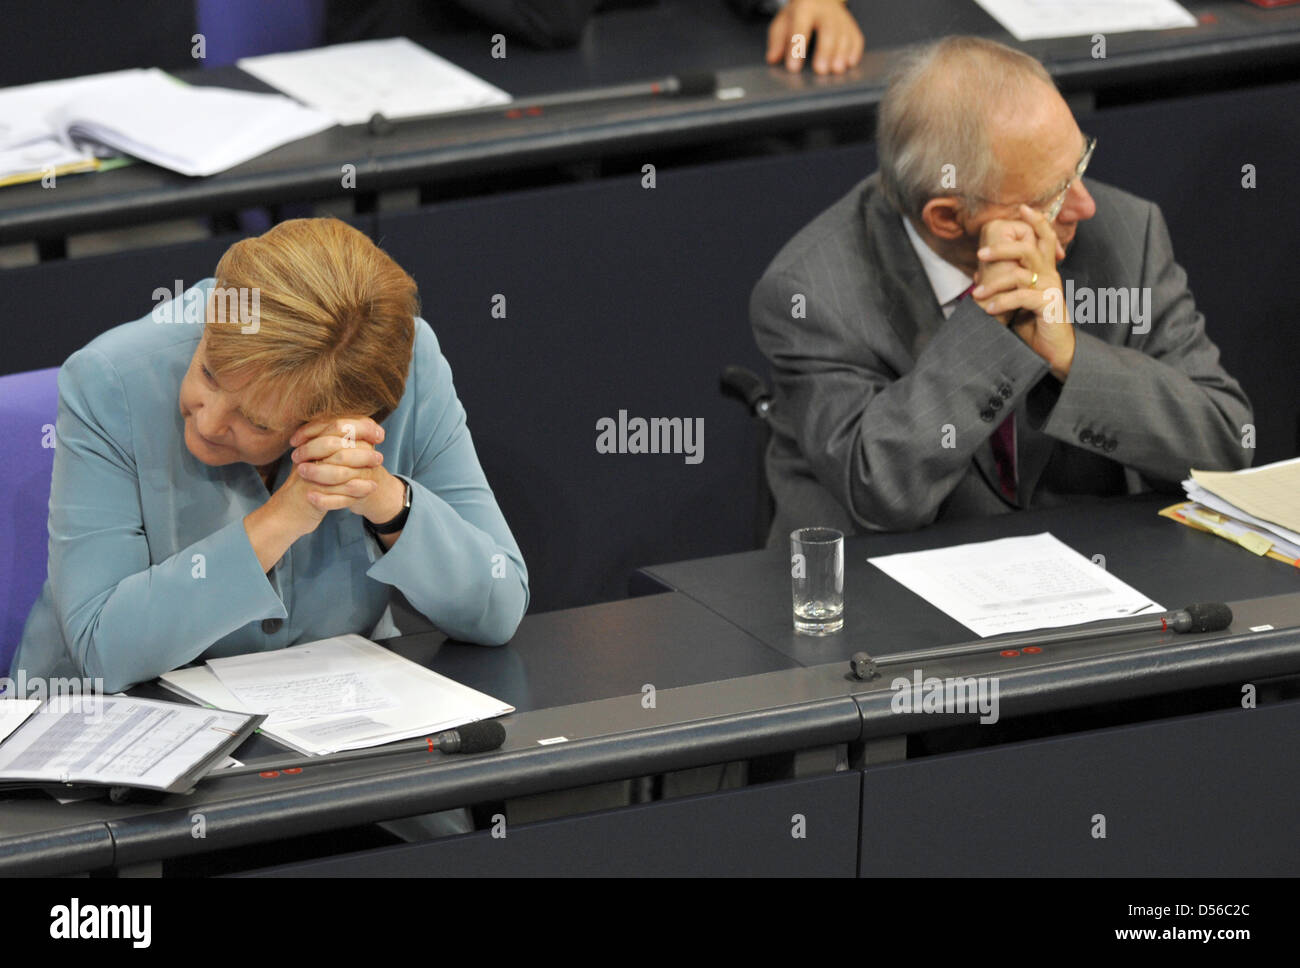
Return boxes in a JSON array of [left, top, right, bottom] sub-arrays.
[[751, 174, 1253, 545]]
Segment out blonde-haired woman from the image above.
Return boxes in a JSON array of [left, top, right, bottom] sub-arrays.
[[15, 218, 528, 693]]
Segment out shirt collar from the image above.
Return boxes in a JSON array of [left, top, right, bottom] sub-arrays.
[[901, 215, 973, 312]]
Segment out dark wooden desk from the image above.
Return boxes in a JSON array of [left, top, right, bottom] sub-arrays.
[[3, 497, 1299, 875], [636, 494, 1300, 665], [2, 0, 1297, 246]]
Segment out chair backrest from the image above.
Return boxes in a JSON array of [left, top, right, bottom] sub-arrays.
[[195, 0, 326, 66], [1, 368, 59, 669], [719, 365, 775, 548]]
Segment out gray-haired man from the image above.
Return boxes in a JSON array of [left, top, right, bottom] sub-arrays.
[[751, 35, 1252, 544]]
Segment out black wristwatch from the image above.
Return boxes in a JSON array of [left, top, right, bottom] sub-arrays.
[[365, 476, 412, 537]]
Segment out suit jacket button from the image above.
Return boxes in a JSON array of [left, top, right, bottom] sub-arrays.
[[989, 397, 1003, 411], [262, 618, 283, 634], [999, 384, 1013, 399], [1104, 438, 1117, 452], [1079, 429, 1093, 444], [980, 409, 995, 422]]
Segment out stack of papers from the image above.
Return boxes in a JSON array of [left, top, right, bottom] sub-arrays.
[[973, 0, 1197, 41], [161, 635, 513, 756], [868, 533, 1161, 637], [1163, 457, 1300, 566], [238, 38, 511, 126], [0, 67, 334, 181], [0, 70, 136, 186], [0, 696, 260, 793]]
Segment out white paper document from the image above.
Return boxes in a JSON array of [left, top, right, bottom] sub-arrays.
[[0, 69, 147, 151], [0, 67, 334, 178], [0, 700, 42, 745], [0, 696, 253, 790], [973, 0, 1197, 41], [868, 533, 1162, 637], [49, 69, 335, 177], [0, 69, 147, 181], [207, 646, 396, 726], [164, 635, 513, 755], [238, 38, 511, 126], [0, 140, 96, 183]]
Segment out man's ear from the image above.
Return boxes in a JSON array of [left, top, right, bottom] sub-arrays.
[[920, 196, 968, 241]]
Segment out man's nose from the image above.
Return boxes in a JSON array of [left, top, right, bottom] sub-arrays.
[[1057, 179, 1097, 225]]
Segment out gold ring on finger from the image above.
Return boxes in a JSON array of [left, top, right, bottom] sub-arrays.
[[1029, 271, 1039, 288]]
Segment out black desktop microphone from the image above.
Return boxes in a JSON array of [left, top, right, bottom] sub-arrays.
[[205, 719, 509, 782], [430, 719, 506, 754], [368, 71, 719, 134], [849, 603, 1235, 677], [1165, 602, 1233, 633]]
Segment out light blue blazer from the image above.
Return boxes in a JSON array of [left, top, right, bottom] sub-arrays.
[[14, 279, 529, 693]]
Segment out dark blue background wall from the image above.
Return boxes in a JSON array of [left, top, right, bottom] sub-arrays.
[[4, 80, 1296, 612]]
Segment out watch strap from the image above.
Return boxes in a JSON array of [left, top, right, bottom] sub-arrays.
[[366, 477, 411, 536]]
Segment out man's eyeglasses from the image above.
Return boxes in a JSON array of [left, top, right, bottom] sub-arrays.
[[1042, 134, 1097, 221], [965, 134, 1097, 220]]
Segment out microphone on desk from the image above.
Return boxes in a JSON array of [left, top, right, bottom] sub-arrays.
[[431, 720, 507, 754], [1164, 602, 1235, 633], [368, 71, 719, 135], [848, 603, 1235, 678], [201, 719, 508, 783]]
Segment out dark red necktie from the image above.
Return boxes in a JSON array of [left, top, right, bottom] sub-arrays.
[[958, 283, 1017, 501], [990, 414, 1017, 501]]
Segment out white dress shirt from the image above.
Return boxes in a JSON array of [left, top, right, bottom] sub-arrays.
[[901, 215, 974, 320]]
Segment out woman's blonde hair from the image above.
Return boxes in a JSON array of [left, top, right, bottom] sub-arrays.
[[205, 218, 418, 430]]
